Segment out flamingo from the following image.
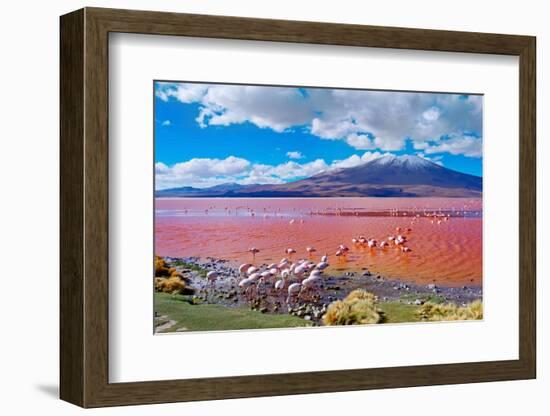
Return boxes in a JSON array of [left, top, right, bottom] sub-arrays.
[[285, 248, 296, 255], [293, 263, 307, 277], [260, 270, 273, 279], [239, 263, 252, 275], [248, 247, 260, 259], [303, 272, 322, 288], [367, 239, 377, 248], [248, 272, 261, 283], [401, 246, 412, 252], [238, 277, 255, 300], [321, 254, 328, 263], [206, 271, 218, 287], [238, 277, 252, 288], [287, 282, 302, 304], [274, 274, 286, 291], [247, 266, 259, 275], [306, 246, 317, 256], [316, 261, 329, 271], [380, 241, 389, 248]]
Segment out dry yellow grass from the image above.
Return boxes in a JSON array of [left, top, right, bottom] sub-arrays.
[[417, 300, 483, 321], [155, 256, 174, 277], [323, 289, 382, 325], [154, 256, 194, 294], [154, 275, 193, 295], [345, 289, 377, 304]]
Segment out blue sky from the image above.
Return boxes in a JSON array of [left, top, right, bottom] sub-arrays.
[[154, 82, 482, 189]]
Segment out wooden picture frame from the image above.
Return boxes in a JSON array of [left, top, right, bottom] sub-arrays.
[[60, 7, 536, 408]]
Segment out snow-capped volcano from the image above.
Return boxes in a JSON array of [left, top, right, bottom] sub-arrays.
[[368, 154, 436, 168], [156, 154, 482, 198]]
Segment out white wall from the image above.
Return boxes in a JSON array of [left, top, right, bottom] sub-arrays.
[[0, 0, 546, 414]]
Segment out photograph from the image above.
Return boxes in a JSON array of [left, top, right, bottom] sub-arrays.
[[153, 81, 483, 333]]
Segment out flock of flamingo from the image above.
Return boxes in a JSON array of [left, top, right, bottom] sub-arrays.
[[202, 220, 426, 305]]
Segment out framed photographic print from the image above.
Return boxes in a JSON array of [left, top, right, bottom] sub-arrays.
[[60, 7, 536, 408]]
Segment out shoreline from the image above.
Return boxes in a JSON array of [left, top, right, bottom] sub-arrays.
[[156, 255, 482, 328]]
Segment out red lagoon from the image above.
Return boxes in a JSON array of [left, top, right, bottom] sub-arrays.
[[155, 197, 482, 287]]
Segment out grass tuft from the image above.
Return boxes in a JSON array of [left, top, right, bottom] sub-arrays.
[[154, 275, 195, 295], [417, 300, 483, 321], [323, 289, 382, 325]]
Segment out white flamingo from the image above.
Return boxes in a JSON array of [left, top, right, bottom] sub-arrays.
[[316, 261, 329, 271], [206, 271, 218, 286], [287, 282, 302, 304], [274, 274, 286, 291]]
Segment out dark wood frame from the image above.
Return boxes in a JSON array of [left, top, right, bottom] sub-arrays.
[[60, 7, 536, 408]]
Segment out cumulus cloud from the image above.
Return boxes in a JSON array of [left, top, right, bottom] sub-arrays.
[[156, 83, 483, 157], [155, 152, 390, 189], [423, 134, 482, 158], [286, 151, 304, 159]]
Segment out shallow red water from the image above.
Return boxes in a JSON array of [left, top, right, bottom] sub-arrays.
[[155, 198, 482, 287]]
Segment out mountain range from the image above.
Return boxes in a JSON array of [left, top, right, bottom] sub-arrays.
[[156, 154, 482, 198]]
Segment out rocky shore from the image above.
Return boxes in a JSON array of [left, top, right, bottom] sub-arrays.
[[158, 255, 482, 326]]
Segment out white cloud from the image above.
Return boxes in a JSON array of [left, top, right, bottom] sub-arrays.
[[423, 134, 482, 158], [156, 82, 208, 103], [156, 83, 483, 157], [422, 106, 441, 122], [331, 151, 389, 169], [416, 152, 444, 166], [155, 151, 390, 189], [286, 151, 304, 159], [345, 134, 376, 150], [160, 120, 171, 126], [155, 162, 169, 174], [171, 156, 250, 177]]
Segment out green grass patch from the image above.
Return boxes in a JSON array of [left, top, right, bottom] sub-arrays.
[[155, 293, 312, 332], [171, 261, 207, 277], [378, 302, 421, 324], [399, 293, 446, 304]]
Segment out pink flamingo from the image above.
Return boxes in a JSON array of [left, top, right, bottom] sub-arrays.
[[248, 247, 260, 259], [239, 263, 252, 275], [306, 246, 317, 256]]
